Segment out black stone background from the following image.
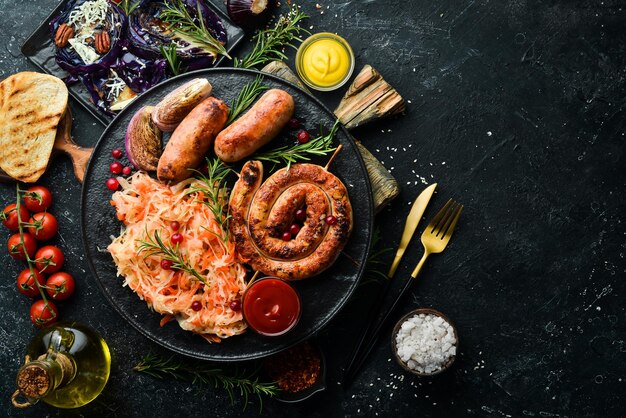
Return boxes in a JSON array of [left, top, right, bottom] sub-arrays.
[[1, 0, 624, 417]]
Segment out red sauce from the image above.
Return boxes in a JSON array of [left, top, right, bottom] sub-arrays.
[[242, 277, 301, 336]]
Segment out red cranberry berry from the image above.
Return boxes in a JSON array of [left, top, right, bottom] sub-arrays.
[[191, 301, 202, 311], [325, 215, 337, 225], [106, 178, 119, 191], [295, 209, 306, 222], [110, 161, 123, 175], [230, 300, 241, 311], [282, 232, 292, 241], [112, 149, 123, 159], [171, 233, 183, 245], [161, 259, 173, 270], [198, 162, 209, 175], [297, 130, 310, 144], [170, 221, 180, 231], [288, 118, 301, 129], [122, 166, 132, 176], [289, 223, 301, 235]]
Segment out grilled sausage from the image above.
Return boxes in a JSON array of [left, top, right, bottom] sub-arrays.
[[214, 89, 295, 163], [157, 96, 228, 183], [229, 160, 353, 280]]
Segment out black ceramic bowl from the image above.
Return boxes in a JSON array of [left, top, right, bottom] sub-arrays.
[[391, 308, 458, 377], [263, 339, 327, 403]]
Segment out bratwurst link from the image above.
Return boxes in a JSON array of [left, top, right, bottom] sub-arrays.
[[157, 96, 228, 184], [214, 89, 295, 163], [229, 160, 353, 280]]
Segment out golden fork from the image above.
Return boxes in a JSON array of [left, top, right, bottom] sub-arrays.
[[342, 198, 463, 387], [411, 198, 463, 278]]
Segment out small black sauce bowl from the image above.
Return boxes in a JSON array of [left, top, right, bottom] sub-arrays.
[[391, 308, 459, 377], [263, 339, 327, 403], [241, 276, 302, 337]]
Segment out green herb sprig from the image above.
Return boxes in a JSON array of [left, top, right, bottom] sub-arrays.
[[227, 75, 268, 125], [137, 230, 208, 285], [187, 159, 232, 241], [161, 0, 230, 59], [134, 354, 278, 411], [359, 227, 392, 287], [119, 0, 141, 15], [234, 4, 309, 69], [255, 119, 340, 170], [159, 42, 182, 76]]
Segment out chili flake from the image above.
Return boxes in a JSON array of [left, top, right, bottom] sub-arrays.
[[264, 341, 321, 393]]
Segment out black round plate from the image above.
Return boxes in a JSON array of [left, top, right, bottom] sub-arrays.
[[81, 68, 373, 361]]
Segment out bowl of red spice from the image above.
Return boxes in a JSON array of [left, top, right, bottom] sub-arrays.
[[263, 339, 326, 402]]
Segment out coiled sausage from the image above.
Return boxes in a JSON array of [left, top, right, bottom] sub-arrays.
[[229, 160, 353, 280]]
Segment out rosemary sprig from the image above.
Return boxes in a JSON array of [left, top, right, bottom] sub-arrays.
[[227, 75, 268, 125], [234, 4, 309, 69], [186, 159, 232, 241], [134, 354, 278, 411], [255, 119, 340, 170], [119, 0, 140, 15], [359, 227, 392, 287], [159, 42, 182, 76], [137, 229, 208, 285], [161, 0, 230, 59]]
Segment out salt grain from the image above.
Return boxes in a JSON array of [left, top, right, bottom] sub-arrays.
[[394, 313, 457, 374]]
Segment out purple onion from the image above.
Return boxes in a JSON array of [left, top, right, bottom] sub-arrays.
[[226, 0, 274, 31], [125, 106, 163, 171]]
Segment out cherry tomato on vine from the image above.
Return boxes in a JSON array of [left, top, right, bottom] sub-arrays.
[[34, 245, 65, 273], [7, 233, 37, 260], [46, 272, 75, 301], [27, 212, 58, 241], [23, 186, 53, 213], [30, 299, 59, 328], [1, 203, 30, 231], [16, 268, 46, 298]]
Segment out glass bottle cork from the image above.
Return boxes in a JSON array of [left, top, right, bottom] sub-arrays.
[[12, 322, 111, 409]]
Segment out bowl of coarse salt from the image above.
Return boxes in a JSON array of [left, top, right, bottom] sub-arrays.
[[392, 308, 458, 376]]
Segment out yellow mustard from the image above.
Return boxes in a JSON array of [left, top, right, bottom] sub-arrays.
[[297, 33, 354, 91]]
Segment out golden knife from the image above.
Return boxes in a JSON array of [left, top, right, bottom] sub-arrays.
[[386, 183, 437, 278]]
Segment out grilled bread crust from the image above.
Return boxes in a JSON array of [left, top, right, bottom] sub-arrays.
[[0, 72, 68, 182]]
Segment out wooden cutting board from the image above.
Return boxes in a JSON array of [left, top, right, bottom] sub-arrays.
[[0, 109, 93, 183]]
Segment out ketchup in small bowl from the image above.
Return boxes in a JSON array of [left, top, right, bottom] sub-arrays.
[[242, 277, 301, 336]]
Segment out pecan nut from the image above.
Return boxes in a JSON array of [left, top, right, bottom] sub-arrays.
[[54, 23, 74, 48], [95, 31, 111, 54]]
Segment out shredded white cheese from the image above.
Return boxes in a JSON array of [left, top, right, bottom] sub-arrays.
[[68, 0, 108, 29], [65, 0, 111, 64], [105, 70, 127, 101], [67, 38, 99, 64]]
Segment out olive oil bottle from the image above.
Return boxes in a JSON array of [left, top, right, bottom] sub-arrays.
[[12, 322, 111, 409]]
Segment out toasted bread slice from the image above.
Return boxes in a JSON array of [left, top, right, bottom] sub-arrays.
[[0, 72, 68, 182]]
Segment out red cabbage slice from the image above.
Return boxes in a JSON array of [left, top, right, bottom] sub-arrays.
[[127, 0, 227, 67], [50, 0, 127, 74]]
